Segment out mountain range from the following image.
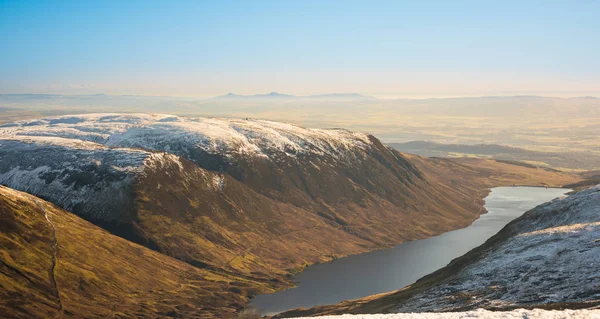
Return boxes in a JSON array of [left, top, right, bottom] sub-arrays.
[[214, 92, 375, 100]]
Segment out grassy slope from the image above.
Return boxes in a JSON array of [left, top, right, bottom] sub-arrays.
[[412, 156, 581, 191], [133, 154, 375, 283], [127, 150, 582, 301], [0, 185, 271, 319], [130, 149, 582, 287], [272, 157, 588, 317]]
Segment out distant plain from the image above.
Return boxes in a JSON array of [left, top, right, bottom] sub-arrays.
[[3, 94, 599, 158]]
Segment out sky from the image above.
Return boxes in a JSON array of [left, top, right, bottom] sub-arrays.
[[0, 0, 599, 98]]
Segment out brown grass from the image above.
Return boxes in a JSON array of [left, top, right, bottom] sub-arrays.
[[0, 186, 269, 318]]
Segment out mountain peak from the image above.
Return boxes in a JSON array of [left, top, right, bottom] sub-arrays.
[[214, 92, 294, 99]]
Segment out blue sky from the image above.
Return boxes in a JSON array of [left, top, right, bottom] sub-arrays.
[[1, 0, 598, 97]]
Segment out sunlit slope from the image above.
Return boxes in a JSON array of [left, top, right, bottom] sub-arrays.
[[0, 186, 262, 318]]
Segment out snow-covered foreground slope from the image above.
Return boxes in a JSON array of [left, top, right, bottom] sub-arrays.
[[392, 185, 600, 312], [289, 309, 599, 319]]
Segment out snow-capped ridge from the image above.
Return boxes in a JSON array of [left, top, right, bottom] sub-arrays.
[[0, 113, 385, 223], [1, 113, 374, 164]]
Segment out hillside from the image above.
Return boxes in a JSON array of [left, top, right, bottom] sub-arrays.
[[276, 185, 600, 318], [0, 185, 267, 318]]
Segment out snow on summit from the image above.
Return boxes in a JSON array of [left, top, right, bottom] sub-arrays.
[[0, 113, 373, 162], [0, 113, 376, 220], [0, 113, 383, 223]]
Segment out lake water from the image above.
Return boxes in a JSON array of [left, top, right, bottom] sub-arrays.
[[251, 186, 571, 315]]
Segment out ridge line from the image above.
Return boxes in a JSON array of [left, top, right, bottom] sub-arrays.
[[35, 200, 64, 318]]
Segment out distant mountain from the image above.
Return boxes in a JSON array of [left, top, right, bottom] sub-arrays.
[[277, 185, 600, 317], [215, 92, 295, 99], [214, 92, 374, 100], [306, 93, 375, 100], [571, 96, 599, 100]]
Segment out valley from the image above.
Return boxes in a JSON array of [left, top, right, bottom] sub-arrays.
[[277, 186, 600, 317], [0, 114, 585, 318], [2, 3, 599, 318], [252, 187, 571, 315]]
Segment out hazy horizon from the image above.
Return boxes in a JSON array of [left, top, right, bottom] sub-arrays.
[[2, 1, 600, 154], [1, 91, 599, 100]]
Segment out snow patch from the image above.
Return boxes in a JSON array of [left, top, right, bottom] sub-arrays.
[[212, 175, 225, 191]]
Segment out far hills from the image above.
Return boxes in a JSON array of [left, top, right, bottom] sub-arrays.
[[214, 92, 375, 100]]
